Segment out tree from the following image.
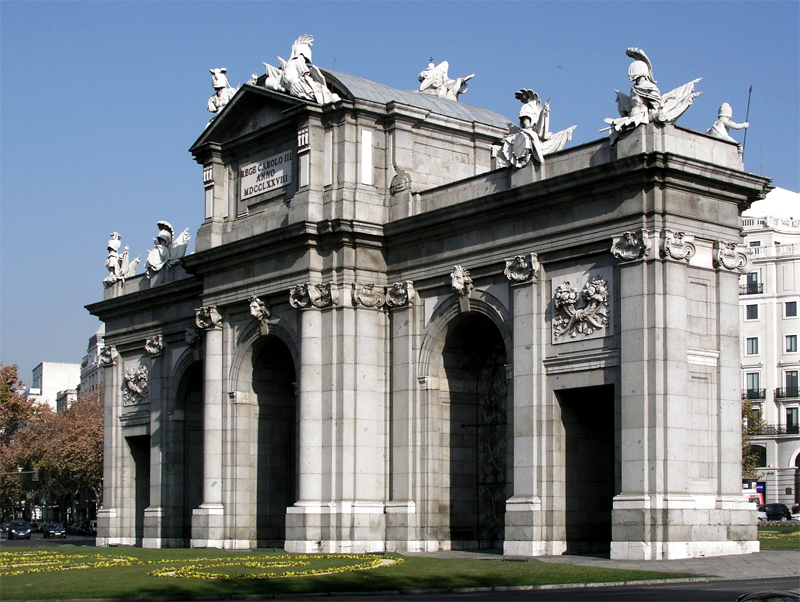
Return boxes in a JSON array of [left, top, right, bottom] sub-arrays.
[[0, 363, 45, 446], [0, 375, 103, 523], [742, 400, 767, 479]]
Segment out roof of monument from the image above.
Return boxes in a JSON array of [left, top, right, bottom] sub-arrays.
[[322, 69, 513, 129]]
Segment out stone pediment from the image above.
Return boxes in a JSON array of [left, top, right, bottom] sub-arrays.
[[191, 84, 308, 151]]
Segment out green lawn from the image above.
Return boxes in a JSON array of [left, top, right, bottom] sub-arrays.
[[0, 547, 680, 600], [758, 523, 800, 550]]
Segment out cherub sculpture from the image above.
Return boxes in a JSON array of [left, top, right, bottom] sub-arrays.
[[495, 90, 577, 167], [604, 48, 701, 143], [417, 59, 474, 102], [261, 35, 340, 105], [144, 221, 191, 280], [706, 103, 749, 146], [104, 232, 140, 287], [207, 68, 237, 114]]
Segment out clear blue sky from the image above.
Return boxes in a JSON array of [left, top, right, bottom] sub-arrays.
[[1, 1, 798, 384]]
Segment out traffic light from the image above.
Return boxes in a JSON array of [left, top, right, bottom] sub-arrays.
[[33, 468, 40, 481]]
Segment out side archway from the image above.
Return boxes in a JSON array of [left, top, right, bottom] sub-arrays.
[[419, 294, 513, 550]]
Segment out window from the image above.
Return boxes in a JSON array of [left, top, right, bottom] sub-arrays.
[[786, 371, 798, 397], [786, 301, 797, 317], [745, 272, 761, 294], [749, 241, 761, 247], [787, 335, 798, 353], [788, 408, 799, 434], [746, 304, 758, 320], [746, 337, 759, 355], [745, 373, 762, 399]]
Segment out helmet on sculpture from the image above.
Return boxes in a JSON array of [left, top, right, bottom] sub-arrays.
[[628, 60, 650, 82], [210, 68, 229, 90], [718, 103, 733, 118], [156, 221, 174, 246], [107, 232, 122, 253], [519, 100, 541, 126]]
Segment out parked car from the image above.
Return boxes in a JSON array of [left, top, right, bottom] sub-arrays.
[[43, 523, 67, 538], [68, 521, 89, 535], [8, 520, 31, 540], [757, 503, 793, 521]]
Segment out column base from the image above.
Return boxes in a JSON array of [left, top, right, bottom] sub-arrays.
[[611, 494, 759, 560], [285, 501, 387, 553], [191, 503, 225, 549]]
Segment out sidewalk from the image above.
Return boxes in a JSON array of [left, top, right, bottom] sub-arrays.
[[401, 549, 800, 582]]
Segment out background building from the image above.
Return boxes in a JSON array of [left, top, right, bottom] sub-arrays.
[[80, 324, 105, 395], [28, 362, 80, 412], [740, 187, 800, 507]]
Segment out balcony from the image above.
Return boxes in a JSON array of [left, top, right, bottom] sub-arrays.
[[742, 389, 767, 400], [740, 283, 763, 295], [754, 424, 800, 436], [774, 387, 799, 399]]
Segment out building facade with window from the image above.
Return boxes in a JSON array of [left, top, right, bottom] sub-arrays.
[[740, 188, 800, 507]]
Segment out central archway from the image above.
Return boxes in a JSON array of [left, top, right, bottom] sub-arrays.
[[440, 312, 510, 550]]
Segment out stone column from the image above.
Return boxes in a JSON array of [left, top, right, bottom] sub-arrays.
[[191, 306, 225, 548], [96, 346, 126, 546], [385, 283, 420, 551], [714, 242, 758, 550], [143, 336, 167, 548], [285, 303, 324, 552], [502, 253, 547, 556]]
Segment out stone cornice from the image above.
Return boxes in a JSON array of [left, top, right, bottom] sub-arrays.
[[85, 277, 203, 322]]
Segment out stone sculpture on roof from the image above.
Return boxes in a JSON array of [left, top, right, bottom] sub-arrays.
[[104, 232, 140, 288], [144, 221, 191, 280], [260, 35, 340, 105], [417, 59, 474, 102], [495, 90, 577, 167], [604, 48, 701, 144], [207, 68, 237, 114], [706, 103, 749, 147]]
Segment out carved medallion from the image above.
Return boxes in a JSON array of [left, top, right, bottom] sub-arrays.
[[385, 281, 415, 308], [289, 284, 310, 308], [553, 276, 609, 339], [352, 283, 386, 309], [195, 306, 222, 330], [123, 365, 149, 405], [504, 253, 540, 283], [308, 283, 339, 308], [661, 231, 696, 262], [290, 283, 339, 309], [98, 345, 119, 367], [145, 335, 165, 357], [611, 230, 651, 262], [714, 240, 748, 273], [451, 265, 474, 297]]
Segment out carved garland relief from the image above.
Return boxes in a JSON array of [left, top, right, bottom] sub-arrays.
[[123, 365, 149, 405], [552, 275, 610, 341]]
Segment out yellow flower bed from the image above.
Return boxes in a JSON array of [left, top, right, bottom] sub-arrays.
[[0, 551, 403, 580], [758, 530, 800, 541]]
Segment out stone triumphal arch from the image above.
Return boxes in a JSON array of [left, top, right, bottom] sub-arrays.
[[89, 39, 770, 559]]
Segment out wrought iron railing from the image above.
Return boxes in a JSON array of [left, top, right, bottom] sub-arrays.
[[754, 424, 800, 436], [742, 389, 767, 400], [739, 283, 764, 295], [774, 387, 800, 399]]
